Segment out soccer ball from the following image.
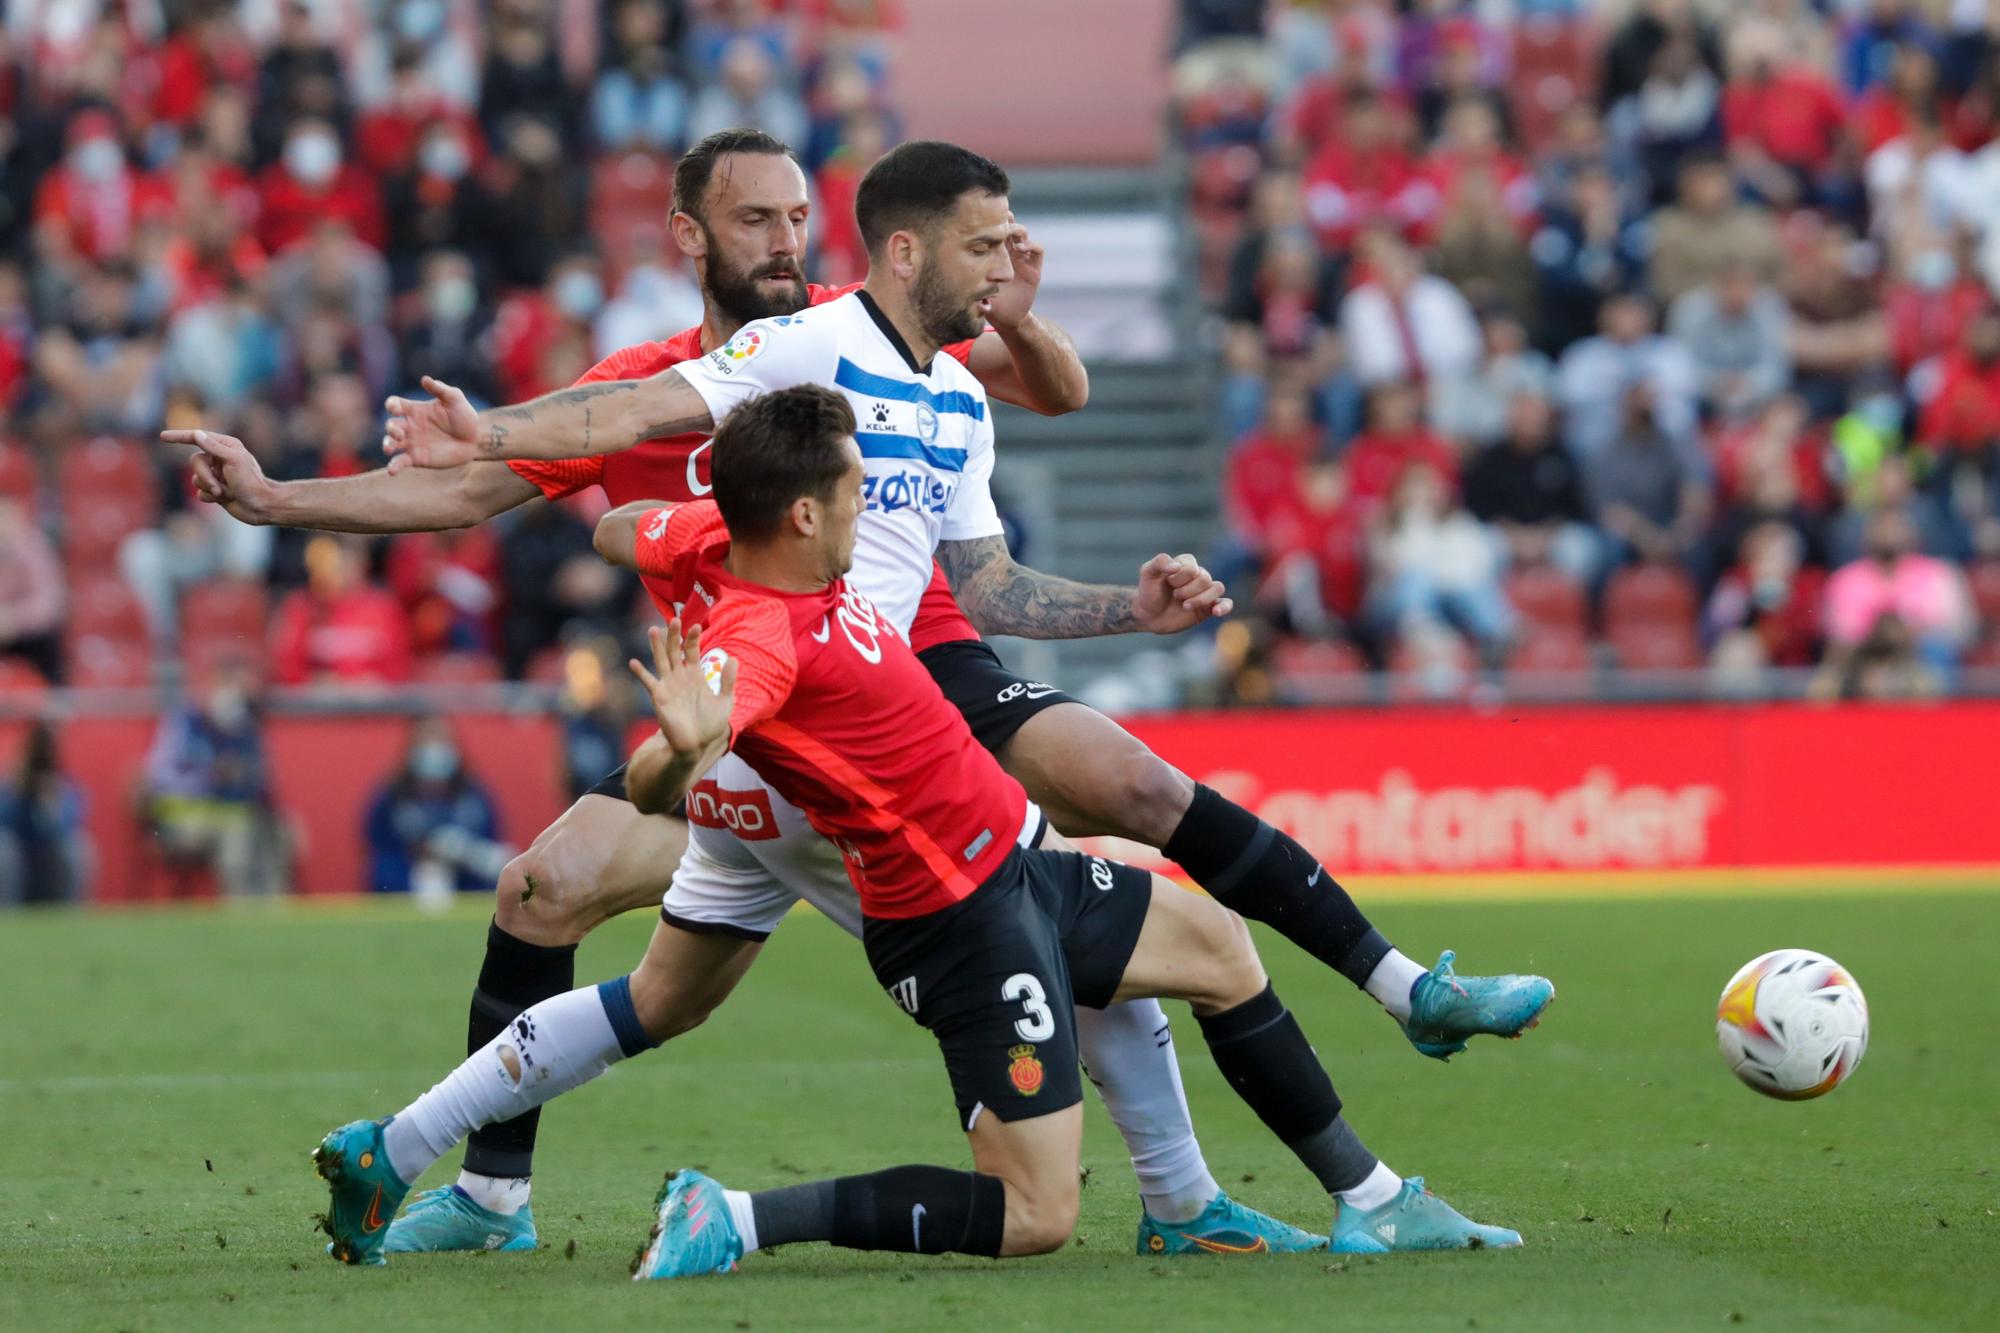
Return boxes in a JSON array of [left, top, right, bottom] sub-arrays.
[[1715, 949, 1869, 1100]]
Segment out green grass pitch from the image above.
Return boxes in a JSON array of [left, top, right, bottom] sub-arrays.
[[6, 888, 1999, 1331]]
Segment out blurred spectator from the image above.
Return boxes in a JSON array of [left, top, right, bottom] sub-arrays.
[[1599, 0, 1721, 112], [1844, 1, 1939, 97], [1430, 161, 1537, 322], [1303, 92, 1435, 250], [490, 253, 603, 401], [1220, 227, 1346, 437], [1705, 521, 1825, 669], [1823, 507, 1973, 677], [139, 662, 288, 897], [1339, 229, 1480, 389], [1345, 380, 1458, 510], [1828, 452, 1965, 567], [480, 0, 579, 152], [1413, 24, 1511, 146], [255, 0, 350, 165], [1219, 374, 1324, 585], [31, 262, 167, 436], [364, 716, 509, 896], [1914, 306, 2000, 458], [687, 37, 808, 148], [31, 110, 170, 266], [1783, 219, 1890, 417], [555, 638, 636, 802], [499, 501, 633, 679], [1555, 293, 1698, 462], [396, 249, 498, 405], [1366, 462, 1514, 667], [479, 113, 580, 288], [0, 499, 64, 684], [1720, 18, 1846, 208], [1883, 230, 1988, 376], [1262, 460, 1366, 640], [0, 719, 91, 906], [383, 120, 501, 291], [270, 535, 415, 687], [1850, 39, 1941, 155], [1529, 159, 1648, 352], [358, 43, 482, 178], [258, 119, 388, 255], [165, 273, 283, 414], [1430, 308, 1552, 447], [1589, 381, 1712, 570], [594, 236, 705, 356], [1648, 154, 1782, 306], [1811, 610, 1945, 699], [1605, 32, 1722, 206], [1665, 260, 1792, 420], [1462, 391, 1601, 585], [385, 526, 502, 658], [592, 0, 689, 152], [121, 497, 272, 646]]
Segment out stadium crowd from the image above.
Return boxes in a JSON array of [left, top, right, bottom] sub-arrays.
[[0, 0, 900, 697], [1177, 0, 2000, 702]]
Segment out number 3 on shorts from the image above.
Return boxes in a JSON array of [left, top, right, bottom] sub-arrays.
[[1002, 972, 1055, 1042]]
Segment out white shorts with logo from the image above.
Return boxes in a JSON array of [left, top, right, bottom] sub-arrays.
[[660, 752, 1043, 941]]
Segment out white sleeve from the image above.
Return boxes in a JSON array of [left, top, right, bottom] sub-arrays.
[[939, 413, 1005, 542], [672, 312, 839, 424]]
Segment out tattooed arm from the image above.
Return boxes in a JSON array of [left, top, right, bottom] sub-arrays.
[[381, 370, 716, 473], [935, 535, 1233, 640]]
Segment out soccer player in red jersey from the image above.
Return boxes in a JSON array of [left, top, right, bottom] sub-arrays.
[[315, 386, 1529, 1270]]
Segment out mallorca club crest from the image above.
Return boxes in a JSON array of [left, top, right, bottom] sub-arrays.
[[1007, 1044, 1044, 1096]]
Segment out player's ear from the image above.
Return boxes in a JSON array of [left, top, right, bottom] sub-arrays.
[[888, 228, 919, 280], [671, 210, 706, 259], [790, 494, 819, 539]]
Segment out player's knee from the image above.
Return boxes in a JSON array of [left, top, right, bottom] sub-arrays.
[[493, 848, 587, 943], [1191, 905, 1267, 1014], [1000, 1178, 1080, 1256], [1112, 748, 1195, 845]]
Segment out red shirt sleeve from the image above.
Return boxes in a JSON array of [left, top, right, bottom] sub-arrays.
[[506, 342, 669, 501], [705, 596, 799, 740], [941, 336, 979, 366], [632, 500, 727, 577]]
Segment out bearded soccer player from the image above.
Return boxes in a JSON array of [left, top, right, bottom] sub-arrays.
[[169, 130, 1319, 1256], [314, 385, 1529, 1272], [377, 139, 1553, 1093]]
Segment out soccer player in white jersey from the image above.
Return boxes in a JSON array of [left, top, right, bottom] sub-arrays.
[[383, 140, 1553, 1091]]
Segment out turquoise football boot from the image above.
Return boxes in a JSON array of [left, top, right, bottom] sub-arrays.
[[1331, 1177, 1523, 1253], [1401, 950, 1555, 1060], [385, 1186, 538, 1254], [632, 1169, 743, 1280], [312, 1119, 410, 1266], [1137, 1191, 1327, 1255]]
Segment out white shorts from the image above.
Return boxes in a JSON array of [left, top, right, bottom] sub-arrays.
[[660, 752, 1042, 940]]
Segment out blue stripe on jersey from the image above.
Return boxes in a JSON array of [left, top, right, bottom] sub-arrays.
[[854, 431, 968, 473], [835, 358, 987, 420]]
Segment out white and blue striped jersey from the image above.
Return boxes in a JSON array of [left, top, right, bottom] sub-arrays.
[[673, 290, 1003, 635]]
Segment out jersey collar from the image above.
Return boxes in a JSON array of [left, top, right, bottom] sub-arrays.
[[855, 289, 933, 377]]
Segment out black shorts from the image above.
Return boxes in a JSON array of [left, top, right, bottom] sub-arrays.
[[863, 845, 1153, 1129], [582, 762, 686, 820], [918, 639, 1077, 754]]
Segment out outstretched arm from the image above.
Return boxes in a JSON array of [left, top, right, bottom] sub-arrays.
[[593, 499, 667, 569], [935, 535, 1231, 640], [625, 621, 737, 817], [167, 428, 540, 532], [963, 220, 1089, 415], [382, 371, 715, 473]]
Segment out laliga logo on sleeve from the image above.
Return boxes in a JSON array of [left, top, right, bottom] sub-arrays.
[[723, 328, 764, 363], [643, 509, 670, 542], [698, 648, 730, 695]]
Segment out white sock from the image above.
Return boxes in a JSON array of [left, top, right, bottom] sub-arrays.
[[723, 1188, 761, 1255], [1076, 999, 1220, 1224], [1363, 949, 1429, 1022], [381, 982, 640, 1184], [456, 1170, 532, 1216], [1337, 1160, 1403, 1212]]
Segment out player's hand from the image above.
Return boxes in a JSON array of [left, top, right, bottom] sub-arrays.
[[1132, 553, 1232, 634], [983, 214, 1044, 332], [383, 375, 483, 475], [629, 619, 737, 759], [161, 428, 280, 526]]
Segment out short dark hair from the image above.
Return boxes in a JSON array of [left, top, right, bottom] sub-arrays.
[[711, 385, 858, 542], [854, 140, 1010, 255], [672, 128, 799, 221]]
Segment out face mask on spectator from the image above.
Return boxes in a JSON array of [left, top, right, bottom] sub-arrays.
[[208, 687, 250, 731], [411, 741, 461, 783], [1909, 249, 1956, 292], [285, 131, 342, 187], [554, 270, 604, 321], [71, 137, 125, 184], [429, 274, 477, 323], [420, 134, 469, 181]]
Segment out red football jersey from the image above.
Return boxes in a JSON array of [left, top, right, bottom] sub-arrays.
[[635, 502, 1027, 919], [510, 283, 982, 651]]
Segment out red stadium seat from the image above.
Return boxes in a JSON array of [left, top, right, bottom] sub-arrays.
[[181, 632, 267, 691], [589, 151, 675, 279], [181, 580, 270, 644], [66, 574, 149, 646], [57, 436, 155, 508], [1504, 565, 1587, 635], [1609, 622, 1701, 671], [1510, 17, 1596, 152], [1604, 564, 1698, 632], [1508, 626, 1592, 675], [0, 657, 50, 696], [1272, 637, 1369, 682], [67, 634, 154, 689], [414, 652, 505, 685], [523, 645, 574, 687], [1968, 562, 2000, 629], [62, 492, 159, 568], [0, 440, 38, 506]]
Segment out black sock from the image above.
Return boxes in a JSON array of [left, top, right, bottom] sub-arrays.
[[754, 1166, 1008, 1256], [1163, 784, 1392, 987], [461, 920, 578, 1180], [1196, 983, 1360, 1192]]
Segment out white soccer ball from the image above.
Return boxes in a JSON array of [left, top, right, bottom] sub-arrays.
[[1715, 949, 1869, 1100]]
